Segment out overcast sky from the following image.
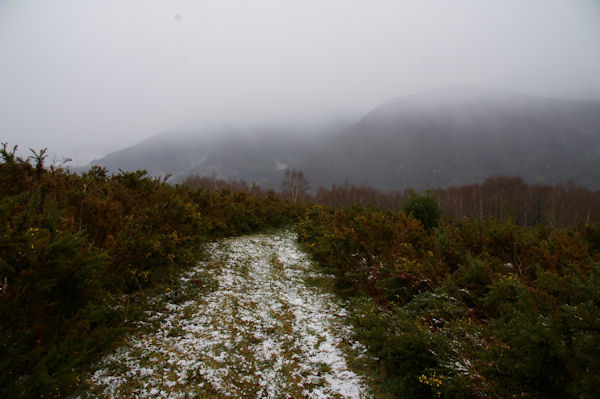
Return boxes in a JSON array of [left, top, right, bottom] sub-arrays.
[[1, 0, 600, 164]]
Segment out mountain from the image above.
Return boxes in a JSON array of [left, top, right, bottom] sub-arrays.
[[88, 126, 335, 187], [297, 86, 600, 190], [90, 86, 600, 191]]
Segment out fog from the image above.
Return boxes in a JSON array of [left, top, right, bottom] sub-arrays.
[[1, 0, 599, 164]]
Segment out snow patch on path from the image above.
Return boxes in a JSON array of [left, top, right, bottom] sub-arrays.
[[86, 231, 370, 398]]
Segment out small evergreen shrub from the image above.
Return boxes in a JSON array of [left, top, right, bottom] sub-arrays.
[[0, 145, 301, 397], [299, 202, 600, 398], [403, 191, 442, 229]]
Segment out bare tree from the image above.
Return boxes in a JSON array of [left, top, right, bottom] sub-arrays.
[[281, 169, 309, 204]]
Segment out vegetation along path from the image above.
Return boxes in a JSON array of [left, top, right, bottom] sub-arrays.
[[85, 231, 371, 398]]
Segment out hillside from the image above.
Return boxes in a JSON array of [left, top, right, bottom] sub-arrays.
[[299, 86, 600, 190], [89, 126, 335, 187], [90, 86, 600, 191]]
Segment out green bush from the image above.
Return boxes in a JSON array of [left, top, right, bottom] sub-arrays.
[[299, 202, 600, 398], [0, 146, 301, 398], [403, 191, 442, 230]]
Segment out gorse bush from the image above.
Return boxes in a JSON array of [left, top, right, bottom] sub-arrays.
[[298, 204, 600, 398], [3, 142, 600, 398], [402, 191, 442, 230], [0, 145, 299, 398]]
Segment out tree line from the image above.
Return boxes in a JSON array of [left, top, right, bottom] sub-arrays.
[[185, 172, 600, 227]]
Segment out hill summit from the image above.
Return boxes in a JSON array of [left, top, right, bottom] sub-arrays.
[[91, 86, 600, 190], [299, 86, 600, 190]]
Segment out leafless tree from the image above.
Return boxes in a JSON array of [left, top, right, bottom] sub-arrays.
[[281, 169, 309, 204]]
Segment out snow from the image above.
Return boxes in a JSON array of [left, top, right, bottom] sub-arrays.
[[85, 231, 370, 398]]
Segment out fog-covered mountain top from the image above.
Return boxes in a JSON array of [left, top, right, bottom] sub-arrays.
[[299, 86, 600, 190], [88, 122, 344, 187], [91, 86, 600, 191]]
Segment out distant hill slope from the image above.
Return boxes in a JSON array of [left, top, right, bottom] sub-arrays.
[[89, 127, 330, 187], [91, 86, 600, 191], [298, 86, 600, 190]]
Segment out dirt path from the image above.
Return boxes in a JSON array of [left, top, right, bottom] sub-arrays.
[[86, 231, 370, 398]]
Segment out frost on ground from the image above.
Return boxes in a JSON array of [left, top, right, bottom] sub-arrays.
[[85, 231, 371, 398]]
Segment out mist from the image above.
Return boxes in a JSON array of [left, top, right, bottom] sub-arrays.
[[1, 0, 600, 164]]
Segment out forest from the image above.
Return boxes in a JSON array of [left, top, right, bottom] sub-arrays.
[[1, 147, 599, 398]]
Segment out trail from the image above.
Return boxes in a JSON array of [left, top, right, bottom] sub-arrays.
[[86, 231, 370, 398]]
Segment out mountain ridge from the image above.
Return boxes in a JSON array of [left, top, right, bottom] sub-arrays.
[[298, 86, 600, 190], [88, 86, 600, 190]]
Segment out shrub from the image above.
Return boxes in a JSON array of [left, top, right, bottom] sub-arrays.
[[0, 147, 301, 397], [299, 201, 600, 398], [403, 191, 442, 230]]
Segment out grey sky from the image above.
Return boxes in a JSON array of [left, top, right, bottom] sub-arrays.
[[1, 0, 600, 164]]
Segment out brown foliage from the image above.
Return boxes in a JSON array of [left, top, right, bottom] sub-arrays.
[[313, 176, 600, 227]]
